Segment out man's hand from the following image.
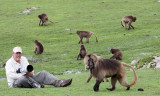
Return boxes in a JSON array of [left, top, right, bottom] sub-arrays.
[[24, 72, 34, 77]]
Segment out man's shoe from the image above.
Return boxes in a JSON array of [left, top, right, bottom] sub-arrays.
[[40, 84, 45, 88], [60, 78, 72, 87]]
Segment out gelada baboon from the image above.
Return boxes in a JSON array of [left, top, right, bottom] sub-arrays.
[[86, 53, 108, 83], [84, 54, 137, 92], [76, 30, 98, 44], [121, 15, 136, 30], [110, 48, 123, 60], [38, 13, 54, 26], [77, 44, 87, 60], [34, 40, 44, 54]]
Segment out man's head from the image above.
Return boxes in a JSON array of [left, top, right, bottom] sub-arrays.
[[12, 47, 22, 62]]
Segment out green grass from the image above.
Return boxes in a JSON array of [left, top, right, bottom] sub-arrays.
[[0, 69, 160, 96], [135, 56, 154, 69], [0, 0, 160, 95]]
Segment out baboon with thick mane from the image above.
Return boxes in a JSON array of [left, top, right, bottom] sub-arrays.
[[110, 48, 123, 60], [34, 40, 44, 54], [76, 30, 98, 44], [121, 15, 136, 30], [77, 44, 87, 60], [38, 13, 54, 26], [84, 54, 137, 92]]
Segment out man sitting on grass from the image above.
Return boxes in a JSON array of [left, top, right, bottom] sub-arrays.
[[5, 46, 72, 88]]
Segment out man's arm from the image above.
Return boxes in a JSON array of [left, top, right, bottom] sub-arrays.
[[5, 63, 23, 80], [24, 72, 34, 77]]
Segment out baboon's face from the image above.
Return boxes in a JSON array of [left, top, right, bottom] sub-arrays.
[[81, 45, 84, 49], [88, 58, 94, 69], [34, 40, 38, 43], [84, 57, 94, 70], [133, 17, 136, 22], [111, 49, 115, 54], [84, 54, 97, 70]]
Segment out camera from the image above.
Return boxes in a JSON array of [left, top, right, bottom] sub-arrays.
[[16, 65, 33, 74]]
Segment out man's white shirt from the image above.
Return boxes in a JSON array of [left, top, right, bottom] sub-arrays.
[[5, 56, 29, 88]]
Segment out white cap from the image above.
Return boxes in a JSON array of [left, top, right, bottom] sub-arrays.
[[13, 47, 22, 53]]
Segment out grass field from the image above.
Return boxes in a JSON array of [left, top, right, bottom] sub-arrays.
[[0, 0, 160, 96]]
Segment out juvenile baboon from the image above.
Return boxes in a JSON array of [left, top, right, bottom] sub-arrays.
[[84, 54, 137, 92], [34, 40, 44, 54], [77, 44, 87, 60], [38, 13, 54, 26], [110, 48, 123, 60], [121, 15, 136, 30], [76, 30, 98, 44]]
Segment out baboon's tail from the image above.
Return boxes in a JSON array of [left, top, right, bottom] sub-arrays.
[[122, 62, 138, 87], [49, 20, 58, 23], [121, 21, 124, 27], [49, 20, 54, 23], [92, 33, 98, 42]]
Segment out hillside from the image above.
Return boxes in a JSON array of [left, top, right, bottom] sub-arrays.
[[0, 0, 160, 96]]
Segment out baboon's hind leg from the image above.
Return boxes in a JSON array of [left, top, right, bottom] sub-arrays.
[[124, 23, 127, 29], [39, 20, 42, 26], [131, 25, 134, 29], [107, 77, 117, 91], [128, 22, 132, 30], [86, 38, 89, 43], [118, 77, 130, 90], [78, 37, 83, 44]]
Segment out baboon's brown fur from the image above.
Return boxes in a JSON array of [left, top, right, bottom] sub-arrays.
[[77, 44, 87, 60], [38, 13, 49, 26], [87, 74, 109, 83], [34, 40, 44, 54], [110, 48, 123, 60], [76, 30, 98, 44], [84, 54, 137, 92], [38, 13, 55, 26], [121, 15, 136, 30]]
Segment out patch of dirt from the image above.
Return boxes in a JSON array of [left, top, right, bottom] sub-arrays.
[[19, 7, 38, 14], [63, 70, 82, 75], [0, 78, 6, 80], [27, 56, 39, 64]]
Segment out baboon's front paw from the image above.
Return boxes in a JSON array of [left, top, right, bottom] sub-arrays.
[[93, 86, 99, 92], [106, 88, 115, 91], [126, 87, 130, 90]]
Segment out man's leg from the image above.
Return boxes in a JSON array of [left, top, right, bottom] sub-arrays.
[[13, 76, 41, 88], [32, 70, 72, 87]]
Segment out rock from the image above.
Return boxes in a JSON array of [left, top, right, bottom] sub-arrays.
[[138, 64, 146, 70], [65, 28, 71, 31], [131, 60, 139, 66], [155, 62, 160, 69], [19, 7, 38, 14]]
